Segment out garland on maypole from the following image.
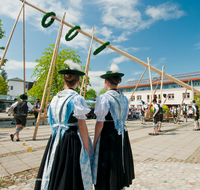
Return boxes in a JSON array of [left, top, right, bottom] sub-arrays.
[[41, 12, 56, 28]]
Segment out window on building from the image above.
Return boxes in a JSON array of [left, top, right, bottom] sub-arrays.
[[25, 84, 28, 88], [137, 95, 142, 101], [183, 93, 190, 99], [147, 95, 150, 102], [158, 94, 161, 100], [10, 86, 13, 90], [131, 96, 135, 101], [168, 94, 174, 100]]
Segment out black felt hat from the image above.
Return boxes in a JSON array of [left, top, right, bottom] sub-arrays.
[[192, 100, 196, 103], [163, 94, 166, 98], [100, 64, 124, 79], [20, 94, 28, 100], [153, 99, 157, 103], [59, 60, 85, 76]]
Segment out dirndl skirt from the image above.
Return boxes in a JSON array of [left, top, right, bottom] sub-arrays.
[[95, 121, 135, 190], [34, 126, 84, 190]]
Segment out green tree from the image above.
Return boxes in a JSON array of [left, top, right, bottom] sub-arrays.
[[28, 44, 91, 100], [0, 19, 9, 94], [98, 87, 106, 96], [194, 94, 200, 108], [0, 76, 9, 95], [85, 88, 97, 100]]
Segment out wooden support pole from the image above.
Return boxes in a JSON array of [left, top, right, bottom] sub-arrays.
[[176, 80, 190, 123], [160, 65, 165, 102], [0, 1, 26, 69], [128, 67, 148, 102], [42, 13, 66, 125], [33, 13, 66, 140], [23, 4, 26, 94], [83, 27, 95, 98], [80, 27, 95, 96], [148, 57, 153, 101], [18, 0, 200, 95], [145, 77, 161, 119]]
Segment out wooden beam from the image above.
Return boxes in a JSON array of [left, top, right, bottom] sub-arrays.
[[33, 13, 66, 140], [83, 27, 95, 98], [128, 67, 148, 102], [0, 1, 26, 69], [160, 65, 165, 102], [145, 76, 161, 119], [23, 4, 26, 94], [175, 79, 190, 124], [148, 57, 153, 100], [42, 13, 66, 125], [19, 0, 200, 95]]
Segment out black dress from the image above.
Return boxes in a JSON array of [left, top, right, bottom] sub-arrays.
[[34, 113, 84, 190], [95, 112, 135, 190]]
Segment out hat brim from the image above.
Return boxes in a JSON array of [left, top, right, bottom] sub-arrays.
[[59, 70, 85, 76], [100, 73, 124, 79]]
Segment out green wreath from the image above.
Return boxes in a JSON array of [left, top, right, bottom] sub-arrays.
[[41, 12, 56, 28], [93, 42, 110, 55], [65, 26, 81, 41]]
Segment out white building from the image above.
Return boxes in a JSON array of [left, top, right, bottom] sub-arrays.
[[118, 71, 200, 107], [7, 77, 34, 96]]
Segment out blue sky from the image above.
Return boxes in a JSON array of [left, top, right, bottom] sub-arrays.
[[0, 0, 200, 92]]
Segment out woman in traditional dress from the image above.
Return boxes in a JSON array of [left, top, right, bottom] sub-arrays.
[[92, 64, 135, 190], [34, 60, 93, 190]]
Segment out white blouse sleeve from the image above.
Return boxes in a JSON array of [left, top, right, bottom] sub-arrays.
[[94, 95, 110, 122], [73, 95, 90, 120]]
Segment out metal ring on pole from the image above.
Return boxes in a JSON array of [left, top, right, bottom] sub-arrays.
[[41, 12, 56, 28], [65, 25, 81, 41], [93, 41, 110, 55]]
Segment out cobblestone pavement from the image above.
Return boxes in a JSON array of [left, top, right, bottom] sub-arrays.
[[1, 118, 200, 189]]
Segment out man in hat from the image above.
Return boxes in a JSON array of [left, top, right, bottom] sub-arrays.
[[157, 94, 168, 132], [182, 103, 188, 122], [33, 98, 41, 125], [10, 98, 18, 125], [9, 94, 42, 141], [192, 100, 199, 130], [148, 99, 159, 135], [141, 101, 147, 124]]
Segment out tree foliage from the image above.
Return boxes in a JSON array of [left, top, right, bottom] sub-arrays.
[[0, 19, 9, 94], [28, 44, 91, 100], [194, 94, 200, 108], [85, 88, 97, 100], [98, 87, 106, 96], [0, 77, 9, 95]]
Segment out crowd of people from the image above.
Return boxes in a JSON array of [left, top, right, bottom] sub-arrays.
[[128, 96, 199, 135]]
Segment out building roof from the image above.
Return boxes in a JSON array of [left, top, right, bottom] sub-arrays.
[[8, 77, 24, 82], [118, 70, 200, 89], [8, 77, 34, 83]]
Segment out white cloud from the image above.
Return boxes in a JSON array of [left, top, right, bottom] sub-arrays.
[[111, 55, 129, 65], [133, 71, 143, 75], [98, 0, 142, 30], [113, 31, 130, 43], [146, 3, 185, 21], [126, 78, 135, 82], [88, 70, 105, 92], [194, 43, 200, 49], [0, 0, 82, 32], [95, 26, 113, 41], [4, 60, 38, 70]]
